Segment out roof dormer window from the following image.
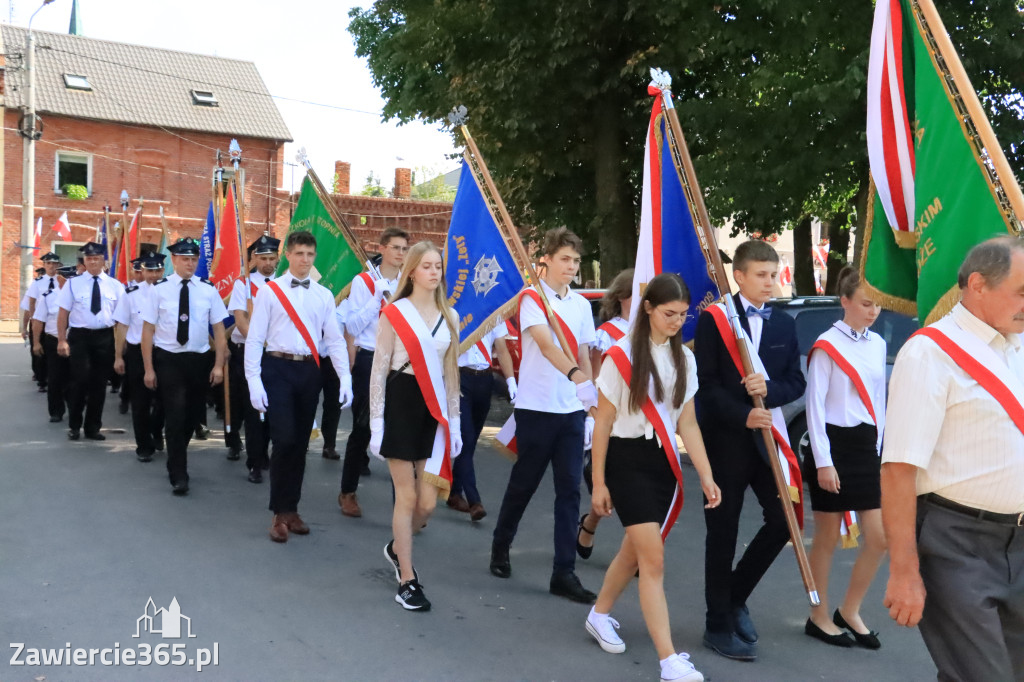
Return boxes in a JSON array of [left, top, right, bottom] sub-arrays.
[[63, 74, 92, 91], [191, 90, 218, 106]]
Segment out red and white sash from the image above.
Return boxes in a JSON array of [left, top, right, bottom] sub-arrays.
[[359, 272, 387, 314], [474, 339, 492, 366], [808, 338, 881, 548], [265, 280, 320, 368], [606, 341, 684, 541], [495, 288, 581, 459], [598, 317, 628, 343], [914, 317, 1024, 437], [707, 303, 803, 525], [382, 298, 454, 496]]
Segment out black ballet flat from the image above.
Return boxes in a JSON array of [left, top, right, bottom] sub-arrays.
[[804, 619, 854, 647], [833, 609, 881, 650], [576, 513, 595, 560]]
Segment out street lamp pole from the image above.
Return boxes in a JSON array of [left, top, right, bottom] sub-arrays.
[[19, 0, 54, 311]]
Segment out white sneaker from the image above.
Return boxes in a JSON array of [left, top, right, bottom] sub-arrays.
[[585, 608, 626, 654], [660, 653, 704, 682]]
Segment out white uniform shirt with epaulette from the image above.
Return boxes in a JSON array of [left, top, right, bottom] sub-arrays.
[[113, 281, 154, 345], [28, 274, 58, 302], [227, 274, 275, 344], [32, 287, 61, 336], [142, 273, 228, 353], [56, 271, 122, 329]]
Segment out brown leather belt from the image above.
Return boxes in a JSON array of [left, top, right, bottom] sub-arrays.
[[267, 351, 316, 363], [923, 493, 1024, 527]]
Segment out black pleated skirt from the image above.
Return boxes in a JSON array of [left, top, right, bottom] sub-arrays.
[[605, 436, 678, 527], [803, 422, 880, 512]]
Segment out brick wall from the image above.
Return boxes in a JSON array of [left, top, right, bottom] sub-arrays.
[[1, 112, 286, 317]]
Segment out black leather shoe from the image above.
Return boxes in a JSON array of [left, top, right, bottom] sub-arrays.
[[171, 480, 189, 496], [703, 629, 757, 661], [833, 609, 881, 649], [226, 447, 242, 461], [67, 429, 80, 441], [49, 415, 62, 423], [489, 544, 511, 578], [84, 432, 106, 441], [137, 451, 154, 463], [153, 436, 164, 451], [118, 400, 129, 415], [732, 604, 758, 644], [322, 447, 340, 460], [804, 619, 854, 647], [248, 468, 263, 484], [549, 572, 596, 604], [194, 426, 210, 440]]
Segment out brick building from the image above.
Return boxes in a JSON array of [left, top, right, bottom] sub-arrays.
[[0, 26, 291, 318]]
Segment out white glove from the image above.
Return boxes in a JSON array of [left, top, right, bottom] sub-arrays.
[[369, 417, 385, 461], [506, 377, 518, 404], [450, 418, 463, 458], [249, 378, 268, 413], [584, 416, 595, 449], [576, 380, 599, 411], [339, 373, 353, 409], [373, 284, 387, 302]]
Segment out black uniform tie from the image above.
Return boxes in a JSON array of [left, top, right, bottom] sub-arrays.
[[90, 276, 101, 314], [177, 279, 190, 346], [47, 277, 55, 292]]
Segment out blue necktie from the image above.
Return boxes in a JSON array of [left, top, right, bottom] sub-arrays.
[[746, 305, 772, 320]]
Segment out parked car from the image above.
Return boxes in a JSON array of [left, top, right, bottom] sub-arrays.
[[771, 296, 919, 465]]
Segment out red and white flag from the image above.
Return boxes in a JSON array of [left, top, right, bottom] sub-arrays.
[[210, 183, 243, 301], [32, 217, 42, 251], [867, 0, 915, 237], [52, 211, 72, 241]]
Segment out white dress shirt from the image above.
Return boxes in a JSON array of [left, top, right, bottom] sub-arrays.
[[32, 288, 61, 336], [244, 271, 350, 381], [28, 274, 58, 302], [806, 321, 887, 468], [227, 274, 274, 344], [56, 271, 122, 329], [882, 303, 1024, 514], [738, 293, 766, 352], [113, 281, 154, 345], [345, 272, 400, 351], [593, 317, 629, 354], [142, 273, 228, 353], [336, 298, 351, 336], [458, 322, 509, 370], [597, 339, 698, 441], [516, 280, 597, 414]]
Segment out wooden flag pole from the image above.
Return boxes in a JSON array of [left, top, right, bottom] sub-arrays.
[[457, 119, 576, 367], [103, 206, 112, 262], [655, 72, 819, 607], [135, 198, 143, 259]]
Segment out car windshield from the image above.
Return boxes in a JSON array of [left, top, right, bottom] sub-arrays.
[[793, 307, 918, 363]]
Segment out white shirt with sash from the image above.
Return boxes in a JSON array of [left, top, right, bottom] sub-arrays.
[[228, 274, 274, 344], [883, 303, 1024, 514], [346, 272, 400, 351], [593, 316, 629, 355], [458, 322, 509, 370], [112, 281, 154, 345], [142, 274, 228, 353], [56, 271, 122, 329], [806, 321, 887, 468]]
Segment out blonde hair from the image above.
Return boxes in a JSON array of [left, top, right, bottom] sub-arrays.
[[391, 241, 460, 382]]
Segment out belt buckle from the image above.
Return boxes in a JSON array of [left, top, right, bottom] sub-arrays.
[[1018, 512, 1023, 527], [291, 353, 303, 362]]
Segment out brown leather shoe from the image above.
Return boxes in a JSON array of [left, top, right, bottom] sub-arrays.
[[338, 492, 362, 518], [269, 515, 288, 543], [322, 447, 340, 460], [469, 503, 487, 521], [284, 512, 309, 535], [446, 493, 471, 513]]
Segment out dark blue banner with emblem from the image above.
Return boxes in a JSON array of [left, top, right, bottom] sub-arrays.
[[445, 160, 526, 349]]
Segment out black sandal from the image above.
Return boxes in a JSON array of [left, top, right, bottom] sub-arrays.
[[576, 513, 595, 559]]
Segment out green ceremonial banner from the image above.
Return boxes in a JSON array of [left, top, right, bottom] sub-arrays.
[[862, 0, 1019, 324], [277, 176, 363, 298]]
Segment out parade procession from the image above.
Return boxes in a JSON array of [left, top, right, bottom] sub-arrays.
[[4, 0, 1024, 681]]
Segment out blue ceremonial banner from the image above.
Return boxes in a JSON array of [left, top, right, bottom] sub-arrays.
[[195, 202, 216, 280], [445, 160, 526, 348], [632, 87, 720, 342]]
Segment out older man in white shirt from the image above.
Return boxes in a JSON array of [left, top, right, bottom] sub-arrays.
[[882, 236, 1024, 682]]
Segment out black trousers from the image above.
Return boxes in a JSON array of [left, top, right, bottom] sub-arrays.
[[340, 348, 373, 494], [42, 333, 69, 418], [263, 354, 322, 514], [452, 368, 493, 504], [227, 341, 269, 470], [125, 343, 164, 455], [31, 342, 46, 387], [154, 348, 212, 483], [66, 327, 114, 434], [320, 355, 342, 451], [225, 341, 246, 450], [703, 445, 790, 632]]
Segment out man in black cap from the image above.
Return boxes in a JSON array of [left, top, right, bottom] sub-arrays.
[[31, 265, 75, 422], [225, 234, 279, 481], [56, 242, 122, 440], [23, 252, 62, 391], [142, 238, 228, 495], [114, 252, 166, 462]]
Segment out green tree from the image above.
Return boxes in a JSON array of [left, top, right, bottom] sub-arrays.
[[361, 171, 389, 197]]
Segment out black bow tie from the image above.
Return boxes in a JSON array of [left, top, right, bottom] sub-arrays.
[[746, 305, 772, 320], [291, 279, 310, 289]]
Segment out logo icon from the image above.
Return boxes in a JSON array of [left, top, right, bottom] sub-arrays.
[[134, 597, 196, 639], [472, 255, 502, 297]]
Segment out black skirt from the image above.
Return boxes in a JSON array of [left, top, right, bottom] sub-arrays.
[[605, 436, 678, 527], [381, 371, 438, 462], [803, 422, 880, 512]]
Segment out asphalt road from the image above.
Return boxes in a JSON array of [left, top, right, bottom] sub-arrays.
[[0, 339, 935, 681]]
